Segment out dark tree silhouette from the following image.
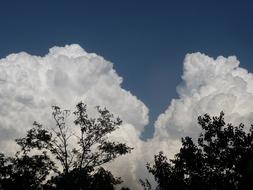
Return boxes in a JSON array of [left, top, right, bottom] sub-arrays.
[[146, 112, 253, 190], [0, 102, 132, 190], [0, 149, 55, 190]]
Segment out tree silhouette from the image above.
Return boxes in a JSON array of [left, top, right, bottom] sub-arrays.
[[0, 150, 55, 190], [146, 112, 253, 190], [0, 102, 132, 190]]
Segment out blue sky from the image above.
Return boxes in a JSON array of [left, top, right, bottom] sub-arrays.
[[0, 0, 253, 138]]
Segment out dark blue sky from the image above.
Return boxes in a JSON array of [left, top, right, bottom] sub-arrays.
[[0, 0, 253, 138]]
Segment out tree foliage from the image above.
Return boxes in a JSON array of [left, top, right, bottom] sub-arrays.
[[146, 112, 253, 190], [0, 102, 132, 190], [0, 151, 55, 190]]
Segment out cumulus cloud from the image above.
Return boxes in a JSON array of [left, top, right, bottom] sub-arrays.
[[0, 44, 148, 143], [0, 44, 148, 189], [153, 52, 253, 160], [2, 46, 253, 189]]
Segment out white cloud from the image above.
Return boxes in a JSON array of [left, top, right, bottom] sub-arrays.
[[2, 46, 253, 189], [153, 53, 253, 159], [0, 44, 148, 140], [0, 44, 148, 189]]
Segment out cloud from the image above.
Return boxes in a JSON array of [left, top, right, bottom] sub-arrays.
[[1, 46, 253, 189], [0, 44, 148, 189], [0, 44, 148, 140], [153, 53, 253, 160]]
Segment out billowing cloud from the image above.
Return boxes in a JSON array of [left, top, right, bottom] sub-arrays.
[[0, 44, 148, 189], [0, 44, 148, 145], [153, 53, 253, 160], [2, 46, 253, 189]]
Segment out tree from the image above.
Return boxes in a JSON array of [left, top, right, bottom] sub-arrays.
[[0, 102, 132, 190], [146, 112, 253, 190], [0, 147, 55, 190]]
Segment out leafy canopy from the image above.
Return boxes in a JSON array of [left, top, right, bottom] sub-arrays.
[[146, 112, 253, 190]]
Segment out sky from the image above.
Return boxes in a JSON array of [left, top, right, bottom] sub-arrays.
[[0, 0, 253, 138], [1, 1, 253, 188]]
